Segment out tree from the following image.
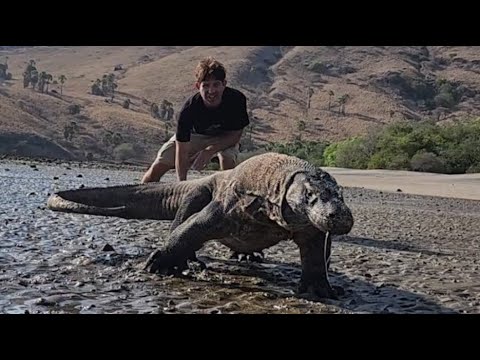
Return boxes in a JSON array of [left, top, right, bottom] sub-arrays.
[[0, 63, 7, 79], [58, 74, 67, 95], [160, 100, 174, 120], [91, 79, 103, 95], [107, 73, 117, 100], [150, 103, 160, 118], [63, 122, 78, 141], [101, 75, 109, 95], [0, 57, 12, 80], [166, 105, 174, 121], [37, 71, 47, 93], [297, 119, 306, 132], [45, 73, 53, 92], [337, 94, 350, 115], [23, 60, 37, 88], [30, 69, 38, 90], [328, 90, 334, 110]]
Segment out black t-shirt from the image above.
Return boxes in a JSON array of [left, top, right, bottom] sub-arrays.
[[175, 87, 250, 142]]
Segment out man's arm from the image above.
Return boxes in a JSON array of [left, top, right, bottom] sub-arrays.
[[204, 129, 243, 154], [191, 130, 243, 171], [175, 140, 191, 181]]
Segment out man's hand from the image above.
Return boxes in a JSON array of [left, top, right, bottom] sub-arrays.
[[190, 149, 215, 171]]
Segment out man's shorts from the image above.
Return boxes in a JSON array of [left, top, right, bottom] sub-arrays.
[[155, 133, 240, 167]]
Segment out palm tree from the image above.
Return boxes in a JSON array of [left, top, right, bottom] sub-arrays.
[[30, 69, 38, 90], [45, 73, 53, 92], [38, 71, 47, 93], [107, 73, 117, 100], [58, 75, 67, 95]]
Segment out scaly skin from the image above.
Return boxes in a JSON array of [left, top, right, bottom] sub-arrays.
[[47, 153, 354, 300]]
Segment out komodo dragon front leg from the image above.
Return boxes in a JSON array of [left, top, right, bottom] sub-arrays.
[[168, 186, 213, 270], [144, 200, 230, 275], [294, 231, 342, 300], [174, 188, 264, 264]]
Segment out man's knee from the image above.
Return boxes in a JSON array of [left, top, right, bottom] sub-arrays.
[[218, 153, 237, 170], [217, 143, 240, 170]]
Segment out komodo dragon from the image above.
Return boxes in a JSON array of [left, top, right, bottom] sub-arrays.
[[47, 152, 354, 299]]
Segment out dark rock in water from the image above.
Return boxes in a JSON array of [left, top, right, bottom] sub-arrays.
[[79, 184, 85, 189], [77, 174, 83, 178], [102, 243, 115, 252], [105, 177, 110, 181], [397, 188, 403, 192], [53, 176, 59, 180]]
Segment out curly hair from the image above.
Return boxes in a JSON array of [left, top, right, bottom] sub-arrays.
[[195, 57, 226, 83]]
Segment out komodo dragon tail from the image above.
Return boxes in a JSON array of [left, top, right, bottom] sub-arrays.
[[46, 181, 199, 220]]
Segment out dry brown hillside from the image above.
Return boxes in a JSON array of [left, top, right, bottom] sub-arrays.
[[1, 46, 479, 165]]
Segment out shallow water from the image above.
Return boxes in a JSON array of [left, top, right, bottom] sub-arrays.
[[1, 159, 479, 314]]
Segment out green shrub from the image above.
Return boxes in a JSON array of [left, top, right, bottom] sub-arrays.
[[265, 140, 327, 166], [368, 151, 410, 170], [322, 143, 339, 167], [67, 104, 81, 115], [466, 163, 480, 174], [332, 137, 371, 169], [263, 118, 480, 174], [410, 151, 446, 173]]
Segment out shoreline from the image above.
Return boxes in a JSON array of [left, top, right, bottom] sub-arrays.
[[2, 157, 478, 202]]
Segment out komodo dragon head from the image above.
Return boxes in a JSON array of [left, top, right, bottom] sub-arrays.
[[284, 171, 354, 235]]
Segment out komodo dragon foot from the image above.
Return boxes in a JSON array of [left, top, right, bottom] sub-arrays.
[[229, 251, 265, 263], [144, 250, 206, 275], [298, 278, 344, 300]]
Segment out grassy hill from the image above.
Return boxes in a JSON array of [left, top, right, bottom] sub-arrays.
[[1, 46, 479, 165]]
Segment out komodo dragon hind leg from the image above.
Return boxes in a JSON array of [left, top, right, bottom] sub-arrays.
[[144, 201, 229, 275]]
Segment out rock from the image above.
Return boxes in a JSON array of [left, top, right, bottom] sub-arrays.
[[102, 243, 115, 252]]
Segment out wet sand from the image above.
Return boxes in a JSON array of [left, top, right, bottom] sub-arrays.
[[1, 159, 479, 314]]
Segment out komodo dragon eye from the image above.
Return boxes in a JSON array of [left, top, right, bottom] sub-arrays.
[[318, 188, 335, 203]]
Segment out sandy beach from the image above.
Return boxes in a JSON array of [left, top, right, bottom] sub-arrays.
[[1, 159, 479, 314], [326, 167, 480, 201]]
